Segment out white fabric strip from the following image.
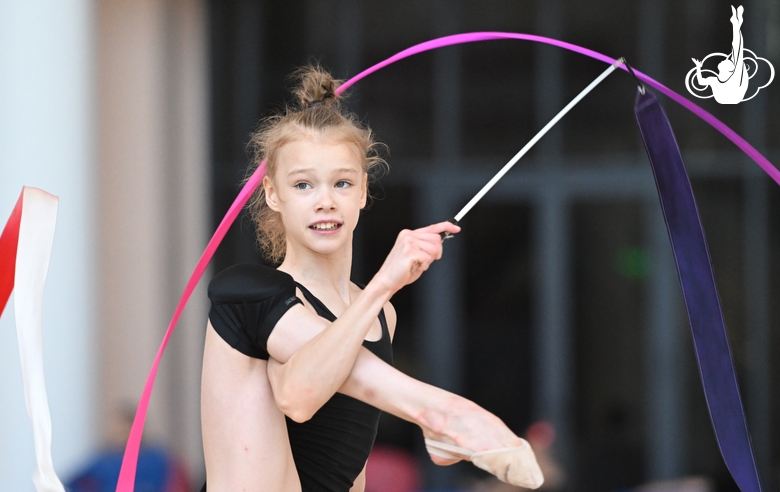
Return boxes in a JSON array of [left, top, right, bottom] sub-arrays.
[[454, 58, 625, 222], [14, 187, 65, 492]]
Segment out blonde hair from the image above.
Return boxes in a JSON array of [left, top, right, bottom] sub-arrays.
[[246, 65, 386, 264]]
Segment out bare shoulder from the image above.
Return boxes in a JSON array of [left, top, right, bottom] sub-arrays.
[[267, 296, 330, 363], [383, 300, 397, 341]]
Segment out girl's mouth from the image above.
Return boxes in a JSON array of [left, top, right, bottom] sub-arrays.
[[309, 222, 342, 231]]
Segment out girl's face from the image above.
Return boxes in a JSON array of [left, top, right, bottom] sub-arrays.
[[264, 135, 367, 259]]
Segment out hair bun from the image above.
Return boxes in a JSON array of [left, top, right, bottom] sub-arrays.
[[292, 65, 342, 109]]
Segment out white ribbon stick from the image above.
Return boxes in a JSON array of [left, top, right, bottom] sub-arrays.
[[454, 58, 626, 222], [14, 187, 65, 492]]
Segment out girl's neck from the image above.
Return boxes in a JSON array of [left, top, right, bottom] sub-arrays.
[[278, 242, 354, 301]]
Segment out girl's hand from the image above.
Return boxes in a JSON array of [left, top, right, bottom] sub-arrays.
[[373, 221, 461, 293]]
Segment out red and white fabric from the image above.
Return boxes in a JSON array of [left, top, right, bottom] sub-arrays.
[[0, 187, 65, 492]]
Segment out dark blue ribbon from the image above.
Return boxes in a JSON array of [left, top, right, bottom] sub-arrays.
[[634, 89, 762, 492]]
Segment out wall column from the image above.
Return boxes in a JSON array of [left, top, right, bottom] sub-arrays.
[[643, 198, 686, 480], [742, 1, 772, 487], [97, 0, 209, 477]]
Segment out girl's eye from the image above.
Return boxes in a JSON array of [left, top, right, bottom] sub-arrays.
[[335, 180, 351, 189], [294, 182, 312, 190]]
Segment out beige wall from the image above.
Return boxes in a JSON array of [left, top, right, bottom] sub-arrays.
[[97, 0, 208, 476]]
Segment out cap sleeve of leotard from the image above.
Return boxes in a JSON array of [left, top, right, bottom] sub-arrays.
[[207, 264, 302, 360]]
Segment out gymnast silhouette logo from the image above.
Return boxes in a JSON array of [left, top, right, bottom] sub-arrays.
[[685, 5, 774, 104]]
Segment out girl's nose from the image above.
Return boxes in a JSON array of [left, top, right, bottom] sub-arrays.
[[315, 188, 336, 211]]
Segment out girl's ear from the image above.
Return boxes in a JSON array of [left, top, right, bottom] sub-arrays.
[[360, 172, 368, 209], [264, 175, 280, 212]]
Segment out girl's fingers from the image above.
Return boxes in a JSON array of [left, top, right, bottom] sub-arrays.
[[400, 234, 443, 263], [382, 222, 459, 290], [417, 221, 461, 236], [408, 245, 435, 270], [415, 237, 443, 261], [408, 249, 436, 282]]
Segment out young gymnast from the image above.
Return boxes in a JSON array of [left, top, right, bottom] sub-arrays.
[[200, 66, 543, 491]]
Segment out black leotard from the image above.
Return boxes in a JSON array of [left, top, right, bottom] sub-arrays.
[[206, 264, 393, 492], [288, 282, 393, 491]]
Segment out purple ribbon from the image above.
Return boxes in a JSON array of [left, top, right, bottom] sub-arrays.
[[635, 89, 762, 492]]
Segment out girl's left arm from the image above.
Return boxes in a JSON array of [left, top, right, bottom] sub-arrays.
[[266, 221, 459, 422]]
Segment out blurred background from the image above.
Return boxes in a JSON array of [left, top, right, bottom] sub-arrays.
[[1, 0, 779, 491]]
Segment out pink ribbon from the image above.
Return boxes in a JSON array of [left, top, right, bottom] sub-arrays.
[[339, 32, 779, 185], [115, 32, 779, 492]]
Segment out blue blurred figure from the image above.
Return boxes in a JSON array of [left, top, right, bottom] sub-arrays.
[[66, 446, 189, 492]]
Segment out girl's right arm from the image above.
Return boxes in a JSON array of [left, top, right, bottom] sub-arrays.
[[269, 320, 518, 462]]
